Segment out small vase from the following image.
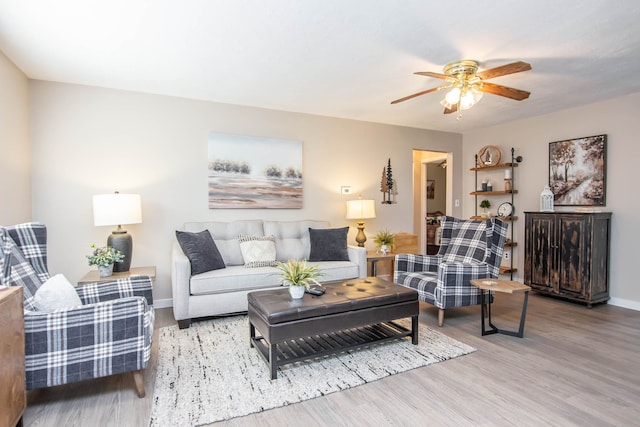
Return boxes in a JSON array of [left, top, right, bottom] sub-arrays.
[[98, 264, 114, 278], [289, 285, 305, 299], [379, 244, 389, 255]]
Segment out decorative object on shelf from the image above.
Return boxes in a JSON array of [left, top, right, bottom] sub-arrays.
[[373, 229, 395, 254], [275, 259, 322, 299], [380, 158, 397, 204], [346, 195, 376, 247], [540, 186, 555, 212], [481, 179, 487, 191], [478, 145, 501, 167], [479, 199, 491, 218], [486, 180, 493, 191], [86, 244, 125, 277], [549, 134, 607, 206], [497, 202, 514, 217], [504, 179, 513, 191], [92, 192, 142, 272]]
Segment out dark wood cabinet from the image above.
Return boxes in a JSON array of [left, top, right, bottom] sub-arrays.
[[0, 286, 26, 427], [524, 212, 611, 306]]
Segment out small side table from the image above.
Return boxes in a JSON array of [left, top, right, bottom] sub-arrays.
[[366, 252, 396, 280], [470, 279, 531, 338], [78, 266, 156, 285]]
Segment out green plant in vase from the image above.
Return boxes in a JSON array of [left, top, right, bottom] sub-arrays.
[[275, 259, 323, 299], [373, 229, 395, 254], [87, 244, 125, 277], [479, 199, 492, 218]]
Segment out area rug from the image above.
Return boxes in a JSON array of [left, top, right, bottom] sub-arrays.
[[149, 315, 475, 426]]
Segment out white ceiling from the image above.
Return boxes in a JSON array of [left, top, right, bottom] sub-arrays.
[[2, 0, 640, 133]]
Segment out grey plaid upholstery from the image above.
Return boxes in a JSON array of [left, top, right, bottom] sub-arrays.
[[1, 222, 154, 391], [394, 216, 507, 312]]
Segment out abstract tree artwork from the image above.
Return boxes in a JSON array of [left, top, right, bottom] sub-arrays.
[[549, 134, 606, 206], [208, 132, 303, 208]]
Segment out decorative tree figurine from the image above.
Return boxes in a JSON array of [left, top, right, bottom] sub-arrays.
[[381, 158, 397, 204]]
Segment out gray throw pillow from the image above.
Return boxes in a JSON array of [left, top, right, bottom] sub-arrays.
[[176, 230, 226, 275], [308, 227, 349, 262]]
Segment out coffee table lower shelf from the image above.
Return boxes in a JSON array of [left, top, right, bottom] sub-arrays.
[[250, 320, 414, 379]]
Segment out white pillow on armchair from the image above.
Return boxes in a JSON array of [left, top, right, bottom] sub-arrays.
[[34, 273, 83, 311]]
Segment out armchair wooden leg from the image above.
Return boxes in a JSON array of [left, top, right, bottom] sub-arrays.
[[438, 309, 445, 327], [133, 370, 145, 398]]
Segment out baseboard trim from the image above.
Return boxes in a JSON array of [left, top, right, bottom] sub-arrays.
[[609, 297, 640, 311], [154, 298, 173, 309]]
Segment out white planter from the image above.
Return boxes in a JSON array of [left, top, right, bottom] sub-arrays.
[[98, 264, 114, 278], [289, 285, 305, 299], [379, 244, 389, 255]]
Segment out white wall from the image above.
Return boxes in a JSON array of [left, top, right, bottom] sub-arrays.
[[464, 92, 640, 309], [0, 50, 30, 224], [29, 81, 463, 306]]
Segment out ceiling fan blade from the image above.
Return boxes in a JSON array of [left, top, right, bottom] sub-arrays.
[[390, 86, 446, 104], [479, 82, 530, 101], [414, 71, 449, 80], [476, 61, 531, 80], [444, 104, 458, 114]]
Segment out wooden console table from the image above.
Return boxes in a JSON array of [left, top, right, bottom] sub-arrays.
[[0, 286, 26, 427]]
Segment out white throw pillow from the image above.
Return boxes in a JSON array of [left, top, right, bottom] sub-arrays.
[[34, 273, 83, 312], [238, 235, 277, 268]]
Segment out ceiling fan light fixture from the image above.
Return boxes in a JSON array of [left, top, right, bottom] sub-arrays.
[[460, 88, 483, 110], [444, 87, 461, 105]]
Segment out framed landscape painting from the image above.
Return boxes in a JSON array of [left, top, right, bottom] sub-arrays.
[[549, 134, 606, 206], [208, 132, 303, 209]]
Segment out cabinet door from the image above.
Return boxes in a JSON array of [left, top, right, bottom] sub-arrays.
[[525, 213, 554, 289], [557, 215, 589, 296]]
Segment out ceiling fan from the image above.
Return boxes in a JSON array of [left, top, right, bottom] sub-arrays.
[[391, 60, 532, 118]]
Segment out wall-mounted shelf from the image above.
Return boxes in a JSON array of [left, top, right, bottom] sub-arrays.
[[473, 148, 521, 280]]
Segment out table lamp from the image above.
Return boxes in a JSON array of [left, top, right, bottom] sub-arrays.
[[345, 196, 376, 247], [93, 192, 142, 272]]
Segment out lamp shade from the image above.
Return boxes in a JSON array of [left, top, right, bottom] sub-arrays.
[[346, 199, 376, 220], [93, 193, 142, 226]]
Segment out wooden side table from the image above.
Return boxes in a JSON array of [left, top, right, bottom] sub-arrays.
[[78, 266, 156, 285], [366, 252, 396, 280], [0, 286, 26, 427], [470, 279, 531, 338]]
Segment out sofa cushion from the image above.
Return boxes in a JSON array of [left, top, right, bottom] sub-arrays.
[[264, 220, 329, 261], [34, 274, 83, 312], [238, 235, 277, 268], [442, 220, 488, 264], [176, 230, 226, 275], [308, 227, 349, 261], [185, 220, 264, 266]]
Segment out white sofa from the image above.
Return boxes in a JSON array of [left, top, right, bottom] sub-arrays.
[[171, 219, 367, 328]]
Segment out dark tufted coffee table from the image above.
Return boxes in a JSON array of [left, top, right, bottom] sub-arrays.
[[248, 277, 419, 379]]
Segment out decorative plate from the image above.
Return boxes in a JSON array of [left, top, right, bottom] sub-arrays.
[[497, 202, 514, 217], [477, 145, 501, 167]]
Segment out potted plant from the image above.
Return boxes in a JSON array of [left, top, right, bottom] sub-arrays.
[[275, 259, 322, 299], [87, 244, 125, 277], [373, 229, 395, 254], [479, 199, 492, 218]]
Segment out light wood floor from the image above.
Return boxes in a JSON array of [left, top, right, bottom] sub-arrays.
[[24, 293, 640, 426]]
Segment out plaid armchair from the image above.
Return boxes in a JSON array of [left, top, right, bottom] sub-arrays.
[[0, 222, 154, 397], [394, 216, 507, 326]]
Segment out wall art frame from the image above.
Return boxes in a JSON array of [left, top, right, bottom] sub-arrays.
[[426, 180, 435, 199], [549, 134, 607, 206], [208, 132, 303, 209]]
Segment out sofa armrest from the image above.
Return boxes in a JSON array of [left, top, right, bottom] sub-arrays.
[[171, 240, 192, 321], [347, 245, 367, 278]]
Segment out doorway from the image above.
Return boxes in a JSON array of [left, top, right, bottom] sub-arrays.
[[412, 150, 452, 254]]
